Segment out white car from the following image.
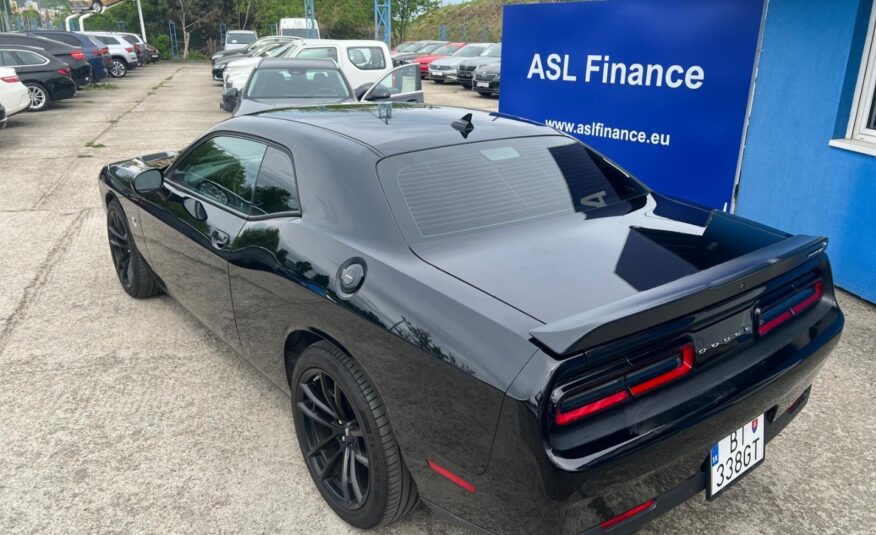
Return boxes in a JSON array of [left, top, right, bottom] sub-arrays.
[[225, 30, 258, 51], [224, 39, 392, 93], [428, 42, 493, 83], [81, 31, 139, 77], [0, 67, 30, 118]]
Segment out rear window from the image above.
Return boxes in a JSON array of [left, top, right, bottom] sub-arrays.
[[377, 137, 647, 240], [96, 35, 120, 45]]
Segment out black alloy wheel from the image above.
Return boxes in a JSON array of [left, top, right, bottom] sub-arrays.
[[105, 199, 162, 298], [292, 341, 418, 528], [298, 368, 370, 510], [107, 207, 134, 289]]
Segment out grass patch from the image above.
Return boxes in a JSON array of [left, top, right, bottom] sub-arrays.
[[77, 154, 93, 158], [108, 119, 119, 124], [84, 83, 120, 91], [85, 141, 106, 148]]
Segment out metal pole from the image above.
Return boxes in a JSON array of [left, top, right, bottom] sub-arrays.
[[79, 13, 93, 32], [136, 0, 147, 42], [65, 13, 78, 31], [1, 0, 9, 32]]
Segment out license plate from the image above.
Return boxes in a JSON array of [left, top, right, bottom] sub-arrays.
[[708, 414, 765, 498], [476, 81, 489, 88], [430, 71, 442, 77]]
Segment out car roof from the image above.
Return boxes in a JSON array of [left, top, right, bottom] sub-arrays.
[[251, 104, 557, 157], [297, 39, 388, 47], [257, 58, 337, 70]]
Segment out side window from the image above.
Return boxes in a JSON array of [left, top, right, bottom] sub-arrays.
[[251, 147, 300, 216], [0, 51, 16, 66], [347, 47, 386, 70], [12, 51, 47, 66], [296, 47, 338, 61], [100, 36, 119, 45], [170, 136, 267, 214], [374, 64, 421, 95]]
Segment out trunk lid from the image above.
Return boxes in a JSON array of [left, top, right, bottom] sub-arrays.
[[408, 194, 825, 354]]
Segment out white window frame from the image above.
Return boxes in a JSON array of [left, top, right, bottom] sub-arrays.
[[841, 1, 876, 148]]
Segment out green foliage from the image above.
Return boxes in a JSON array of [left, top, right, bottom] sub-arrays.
[[406, 0, 558, 42]]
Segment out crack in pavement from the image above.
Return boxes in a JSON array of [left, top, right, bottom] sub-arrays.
[[0, 208, 93, 356]]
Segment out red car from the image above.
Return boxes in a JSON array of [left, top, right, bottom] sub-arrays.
[[412, 42, 465, 78]]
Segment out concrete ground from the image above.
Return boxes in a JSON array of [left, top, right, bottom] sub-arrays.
[[0, 63, 872, 535]]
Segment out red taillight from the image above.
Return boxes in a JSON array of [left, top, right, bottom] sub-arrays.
[[57, 67, 71, 76], [100, 48, 109, 55], [628, 343, 695, 397], [599, 499, 655, 529], [426, 459, 475, 493], [555, 342, 696, 426], [71, 50, 86, 60], [555, 390, 629, 426], [757, 279, 824, 336], [1, 75, 20, 83], [125, 47, 134, 53]]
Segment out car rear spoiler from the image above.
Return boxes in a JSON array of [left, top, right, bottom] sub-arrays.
[[529, 234, 828, 357]]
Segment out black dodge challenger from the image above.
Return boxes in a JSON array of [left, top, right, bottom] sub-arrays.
[[98, 104, 843, 534]]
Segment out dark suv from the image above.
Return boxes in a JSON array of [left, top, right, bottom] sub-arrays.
[[23, 30, 111, 83]]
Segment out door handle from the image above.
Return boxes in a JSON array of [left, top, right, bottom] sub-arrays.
[[211, 229, 230, 250]]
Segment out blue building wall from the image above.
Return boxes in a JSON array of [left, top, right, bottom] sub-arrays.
[[738, 0, 876, 302]]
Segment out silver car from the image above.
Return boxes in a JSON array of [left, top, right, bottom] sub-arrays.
[[427, 43, 492, 83]]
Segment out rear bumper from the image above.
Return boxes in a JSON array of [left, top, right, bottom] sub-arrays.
[[473, 79, 500, 95], [414, 304, 843, 535]]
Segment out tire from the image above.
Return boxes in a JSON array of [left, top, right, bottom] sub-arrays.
[[478, 92, 491, 97], [433, 79, 444, 84], [110, 58, 127, 78], [106, 199, 162, 298], [292, 341, 418, 529], [25, 83, 49, 112]]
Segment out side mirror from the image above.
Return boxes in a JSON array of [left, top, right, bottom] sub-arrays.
[[364, 85, 391, 101], [354, 83, 373, 101], [224, 87, 239, 99], [133, 169, 163, 194]]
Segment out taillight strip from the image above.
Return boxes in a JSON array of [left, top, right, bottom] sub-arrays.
[[599, 499, 655, 529], [629, 343, 694, 397], [555, 390, 629, 426], [555, 342, 695, 426], [758, 279, 823, 336]]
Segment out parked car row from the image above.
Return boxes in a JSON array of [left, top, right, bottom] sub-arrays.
[[392, 39, 502, 98], [0, 30, 156, 123], [213, 36, 424, 116]]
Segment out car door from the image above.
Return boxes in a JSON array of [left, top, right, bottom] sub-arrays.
[[136, 134, 270, 353], [227, 146, 306, 385], [361, 64, 423, 103]]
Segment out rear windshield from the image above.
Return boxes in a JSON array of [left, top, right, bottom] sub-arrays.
[[245, 67, 350, 99], [227, 32, 257, 45], [378, 136, 647, 241]]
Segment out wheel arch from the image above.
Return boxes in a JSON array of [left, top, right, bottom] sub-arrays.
[[284, 328, 353, 387]]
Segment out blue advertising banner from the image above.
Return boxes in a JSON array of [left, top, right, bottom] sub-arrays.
[[499, 0, 764, 210]]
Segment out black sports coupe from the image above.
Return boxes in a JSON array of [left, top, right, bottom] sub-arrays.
[[98, 105, 843, 534]]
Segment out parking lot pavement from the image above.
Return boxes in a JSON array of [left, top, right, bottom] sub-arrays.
[[0, 63, 873, 535], [423, 78, 498, 111]]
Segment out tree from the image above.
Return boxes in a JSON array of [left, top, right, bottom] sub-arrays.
[[393, 0, 440, 43]]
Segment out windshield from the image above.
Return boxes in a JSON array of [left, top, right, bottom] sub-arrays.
[[396, 42, 422, 52], [227, 32, 257, 45], [453, 45, 487, 58], [481, 44, 501, 57], [414, 43, 442, 54], [267, 42, 297, 57], [377, 136, 647, 241], [431, 43, 460, 56], [245, 67, 351, 99]]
